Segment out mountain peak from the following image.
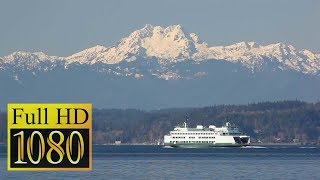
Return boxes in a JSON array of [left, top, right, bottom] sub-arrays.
[[3, 51, 56, 63], [89, 24, 197, 63], [66, 45, 108, 64]]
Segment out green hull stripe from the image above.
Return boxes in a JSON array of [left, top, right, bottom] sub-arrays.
[[164, 142, 245, 147]]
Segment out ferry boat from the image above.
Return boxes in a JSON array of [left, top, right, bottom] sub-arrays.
[[164, 120, 250, 148]]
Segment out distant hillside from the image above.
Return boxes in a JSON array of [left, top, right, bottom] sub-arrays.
[[1, 100, 320, 144]]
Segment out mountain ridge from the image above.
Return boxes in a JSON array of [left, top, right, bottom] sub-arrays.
[[1, 24, 320, 76]]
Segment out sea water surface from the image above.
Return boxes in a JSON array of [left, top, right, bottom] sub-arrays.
[[1, 145, 320, 179]]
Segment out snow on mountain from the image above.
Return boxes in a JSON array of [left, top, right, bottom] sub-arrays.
[[0, 51, 61, 70], [141, 24, 195, 61], [66, 45, 108, 65], [64, 24, 320, 74], [1, 24, 320, 75]]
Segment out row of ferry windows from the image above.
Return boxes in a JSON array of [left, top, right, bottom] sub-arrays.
[[170, 141, 215, 143], [172, 137, 215, 139], [172, 133, 216, 135]]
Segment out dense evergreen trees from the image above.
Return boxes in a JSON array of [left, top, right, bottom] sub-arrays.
[[1, 100, 319, 144]]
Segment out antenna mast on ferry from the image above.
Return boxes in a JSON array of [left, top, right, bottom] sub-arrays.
[[184, 116, 188, 128]]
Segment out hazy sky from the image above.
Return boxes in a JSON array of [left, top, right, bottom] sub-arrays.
[[0, 0, 319, 57]]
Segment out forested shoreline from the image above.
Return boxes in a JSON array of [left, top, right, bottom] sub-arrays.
[[1, 100, 320, 145]]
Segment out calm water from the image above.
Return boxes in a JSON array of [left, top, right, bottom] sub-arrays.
[[1, 145, 320, 179]]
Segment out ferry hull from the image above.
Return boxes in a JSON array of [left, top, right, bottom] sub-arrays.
[[164, 142, 249, 148]]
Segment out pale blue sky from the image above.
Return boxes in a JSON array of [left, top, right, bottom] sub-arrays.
[[0, 0, 319, 57]]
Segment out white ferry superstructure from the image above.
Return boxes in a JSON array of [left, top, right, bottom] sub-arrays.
[[164, 121, 250, 147]]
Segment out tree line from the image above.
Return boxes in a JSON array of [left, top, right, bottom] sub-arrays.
[[0, 100, 320, 144]]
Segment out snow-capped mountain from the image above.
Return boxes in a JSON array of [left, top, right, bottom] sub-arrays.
[[66, 24, 320, 74], [1, 24, 320, 109], [1, 24, 319, 76]]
